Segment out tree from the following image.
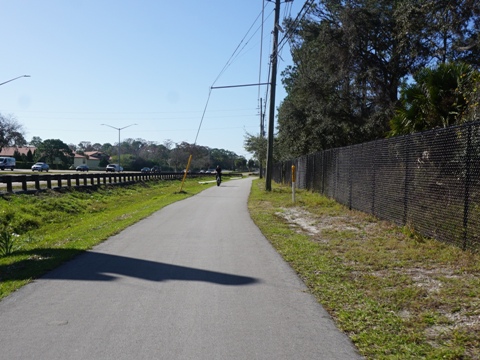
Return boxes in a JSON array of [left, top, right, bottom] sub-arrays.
[[278, 1, 410, 156], [29, 136, 43, 147], [35, 139, 74, 169], [0, 113, 26, 152], [402, 1, 480, 66], [77, 141, 93, 152], [390, 62, 480, 136], [277, 0, 480, 157], [235, 156, 247, 171], [244, 132, 268, 165], [169, 144, 190, 172], [26, 149, 34, 162]]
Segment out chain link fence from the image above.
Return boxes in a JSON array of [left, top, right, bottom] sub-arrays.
[[273, 121, 480, 251]]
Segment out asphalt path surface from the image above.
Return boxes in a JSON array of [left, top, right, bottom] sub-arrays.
[[0, 177, 362, 359]]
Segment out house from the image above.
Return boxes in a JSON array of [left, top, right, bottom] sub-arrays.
[[0, 146, 36, 158], [73, 151, 108, 170]]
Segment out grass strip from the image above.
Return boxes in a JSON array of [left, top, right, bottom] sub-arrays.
[[0, 179, 212, 300], [248, 179, 480, 359]]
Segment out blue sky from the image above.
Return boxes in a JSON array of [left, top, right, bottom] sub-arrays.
[[0, 0, 302, 159]]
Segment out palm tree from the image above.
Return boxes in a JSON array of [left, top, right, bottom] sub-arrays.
[[389, 63, 478, 136]]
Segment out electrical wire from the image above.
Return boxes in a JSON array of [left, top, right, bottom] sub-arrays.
[[195, 3, 273, 146], [258, 0, 266, 102], [211, 3, 271, 87], [277, 0, 315, 56]]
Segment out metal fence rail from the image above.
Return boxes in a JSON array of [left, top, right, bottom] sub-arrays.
[[273, 121, 480, 251], [0, 172, 192, 194]]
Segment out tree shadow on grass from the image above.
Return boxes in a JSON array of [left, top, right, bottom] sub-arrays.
[[0, 248, 258, 286]]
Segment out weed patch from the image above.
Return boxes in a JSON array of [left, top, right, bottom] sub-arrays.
[[0, 228, 16, 256]]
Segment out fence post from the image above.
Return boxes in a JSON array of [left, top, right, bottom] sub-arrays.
[[6, 177, 13, 193], [372, 141, 377, 216], [34, 175, 40, 190], [20, 175, 27, 192], [403, 136, 410, 225], [462, 124, 472, 250], [291, 164, 296, 203], [335, 150, 339, 199], [321, 151, 326, 195], [348, 146, 353, 210]]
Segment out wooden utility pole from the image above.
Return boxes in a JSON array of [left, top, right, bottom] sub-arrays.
[[265, 0, 281, 191], [259, 97, 264, 179]]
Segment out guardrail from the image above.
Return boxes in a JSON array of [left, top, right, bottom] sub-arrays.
[[0, 172, 243, 194], [0, 172, 194, 194]]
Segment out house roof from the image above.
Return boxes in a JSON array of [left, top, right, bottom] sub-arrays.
[[0, 146, 36, 157], [84, 151, 106, 159]]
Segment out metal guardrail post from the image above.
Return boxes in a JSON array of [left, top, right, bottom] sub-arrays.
[[34, 175, 40, 190], [20, 175, 27, 192], [6, 177, 13, 193]]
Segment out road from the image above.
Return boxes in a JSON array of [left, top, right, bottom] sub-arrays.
[[0, 177, 362, 359]]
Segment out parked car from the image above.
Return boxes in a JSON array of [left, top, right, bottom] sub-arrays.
[[106, 164, 123, 172], [76, 165, 89, 172], [141, 167, 150, 173], [31, 162, 49, 172], [0, 157, 15, 171]]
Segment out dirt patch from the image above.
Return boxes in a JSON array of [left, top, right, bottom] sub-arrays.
[[275, 206, 480, 338], [276, 207, 363, 236]]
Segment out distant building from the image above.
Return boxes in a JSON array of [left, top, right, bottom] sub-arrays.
[[0, 146, 36, 157], [74, 151, 108, 170]]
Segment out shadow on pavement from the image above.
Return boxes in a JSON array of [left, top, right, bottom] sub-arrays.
[[26, 250, 259, 286]]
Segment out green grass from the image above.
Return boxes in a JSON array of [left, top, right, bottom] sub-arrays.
[[2, 176, 479, 358], [248, 180, 480, 359], [0, 178, 213, 300]]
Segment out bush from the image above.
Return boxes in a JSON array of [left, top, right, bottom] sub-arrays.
[[0, 227, 16, 256]]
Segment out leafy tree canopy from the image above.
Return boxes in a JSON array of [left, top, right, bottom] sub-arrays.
[[35, 139, 74, 168], [29, 136, 43, 147], [0, 113, 26, 152], [390, 62, 480, 136], [277, 0, 480, 158]]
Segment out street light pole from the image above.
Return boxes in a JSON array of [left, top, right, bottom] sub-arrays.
[[0, 75, 31, 87], [101, 123, 137, 167]]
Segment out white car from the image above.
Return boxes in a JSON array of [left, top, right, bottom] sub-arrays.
[[106, 164, 123, 172], [31, 162, 49, 172]]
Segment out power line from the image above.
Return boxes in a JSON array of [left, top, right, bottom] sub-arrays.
[[195, 3, 274, 147], [277, 0, 315, 55], [211, 4, 272, 87]]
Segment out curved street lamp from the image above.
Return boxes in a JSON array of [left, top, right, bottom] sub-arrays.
[[0, 75, 31, 87], [101, 123, 137, 167]]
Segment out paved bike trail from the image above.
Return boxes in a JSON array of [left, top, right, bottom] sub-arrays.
[[0, 177, 362, 359]]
